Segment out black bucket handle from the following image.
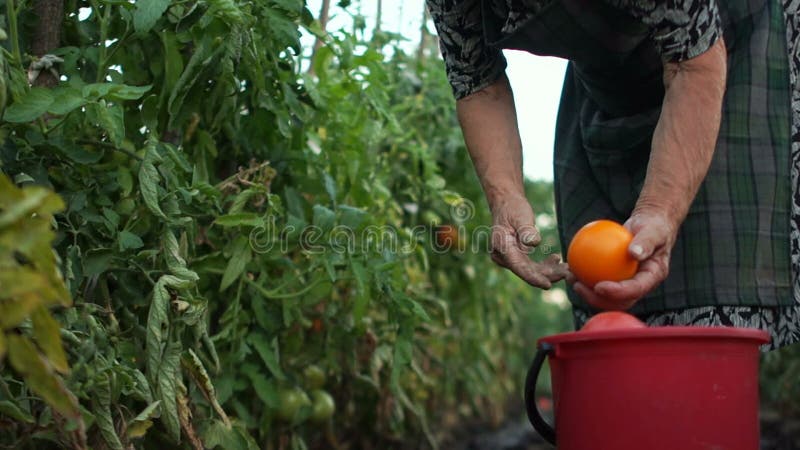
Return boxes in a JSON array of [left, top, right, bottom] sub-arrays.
[[524, 342, 557, 446]]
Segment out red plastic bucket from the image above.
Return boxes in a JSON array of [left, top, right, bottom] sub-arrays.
[[525, 326, 770, 449]]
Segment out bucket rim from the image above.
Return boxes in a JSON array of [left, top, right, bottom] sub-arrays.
[[538, 325, 770, 346]]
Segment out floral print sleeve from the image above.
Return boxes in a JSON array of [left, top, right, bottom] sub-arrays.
[[605, 0, 723, 62], [425, 0, 507, 100]]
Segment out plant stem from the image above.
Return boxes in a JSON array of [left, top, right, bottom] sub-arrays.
[[6, 0, 22, 67], [90, 0, 109, 83], [75, 139, 144, 161]]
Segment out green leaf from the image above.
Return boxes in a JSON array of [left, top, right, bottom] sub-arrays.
[[247, 332, 285, 381], [181, 349, 230, 426], [220, 236, 251, 291], [57, 142, 105, 164], [161, 32, 184, 99], [133, 0, 170, 34], [93, 372, 125, 450], [167, 39, 224, 127], [323, 172, 337, 204], [117, 167, 134, 196], [6, 334, 80, 418], [0, 331, 5, 361], [83, 249, 114, 277], [3, 88, 54, 122], [132, 401, 161, 423], [241, 363, 279, 408], [390, 328, 413, 389], [338, 205, 367, 229], [119, 230, 144, 250], [30, 305, 69, 374], [351, 259, 370, 324], [425, 175, 446, 190], [86, 102, 125, 146], [202, 420, 251, 450], [0, 185, 64, 228], [0, 400, 35, 423], [157, 338, 182, 442], [48, 87, 86, 116], [312, 204, 335, 233], [127, 420, 154, 440], [139, 145, 167, 218], [214, 213, 264, 228], [270, 0, 303, 15], [128, 401, 160, 439], [107, 84, 152, 101], [82, 83, 115, 99]]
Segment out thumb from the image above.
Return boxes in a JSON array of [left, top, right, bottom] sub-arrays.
[[628, 224, 661, 261], [516, 224, 541, 247]]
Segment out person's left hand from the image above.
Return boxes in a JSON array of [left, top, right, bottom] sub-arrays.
[[571, 209, 679, 310]]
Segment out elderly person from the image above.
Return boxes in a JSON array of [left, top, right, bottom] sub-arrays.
[[427, 0, 800, 350]]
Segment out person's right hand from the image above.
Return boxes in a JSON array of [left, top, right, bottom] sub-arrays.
[[489, 192, 569, 289]]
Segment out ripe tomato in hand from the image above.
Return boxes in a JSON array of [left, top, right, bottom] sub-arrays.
[[567, 220, 638, 287]]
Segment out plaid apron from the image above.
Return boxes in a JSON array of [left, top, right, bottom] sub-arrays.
[[485, 0, 794, 314]]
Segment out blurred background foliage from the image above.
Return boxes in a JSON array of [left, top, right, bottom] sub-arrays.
[[0, 0, 574, 448]]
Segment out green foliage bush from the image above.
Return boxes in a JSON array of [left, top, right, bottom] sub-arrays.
[[0, 0, 572, 448]]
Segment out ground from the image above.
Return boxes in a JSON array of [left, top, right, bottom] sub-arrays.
[[455, 407, 800, 450]]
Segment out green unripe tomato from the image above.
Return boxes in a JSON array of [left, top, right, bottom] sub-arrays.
[[303, 365, 326, 390], [309, 390, 335, 423], [276, 387, 311, 421], [115, 198, 136, 216]]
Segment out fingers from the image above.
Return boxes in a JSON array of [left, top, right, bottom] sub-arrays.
[[625, 213, 673, 261], [516, 224, 542, 248], [574, 256, 669, 309], [491, 230, 567, 289], [574, 282, 639, 311]]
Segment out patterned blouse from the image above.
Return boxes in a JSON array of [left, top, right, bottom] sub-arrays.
[[426, 0, 800, 350], [427, 0, 722, 99]]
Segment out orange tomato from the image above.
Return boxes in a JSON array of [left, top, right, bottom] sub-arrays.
[[581, 311, 646, 331], [434, 224, 460, 250], [567, 220, 638, 287]]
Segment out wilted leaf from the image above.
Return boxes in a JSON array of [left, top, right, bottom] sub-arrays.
[[0, 185, 64, 228], [139, 145, 167, 218], [31, 305, 69, 374], [92, 372, 125, 450], [7, 334, 80, 418], [182, 349, 230, 426], [158, 338, 182, 442]]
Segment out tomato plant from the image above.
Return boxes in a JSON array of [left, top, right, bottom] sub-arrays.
[[0, 0, 575, 448]]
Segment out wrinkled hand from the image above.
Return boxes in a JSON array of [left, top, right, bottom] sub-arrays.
[[572, 210, 678, 310], [489, 193, 569, 289]]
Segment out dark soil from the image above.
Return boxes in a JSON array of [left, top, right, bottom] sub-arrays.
[[456, 408, 800, 450]]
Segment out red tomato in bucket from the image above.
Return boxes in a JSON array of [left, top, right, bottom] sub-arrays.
[[581, 311, 646, 331]]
